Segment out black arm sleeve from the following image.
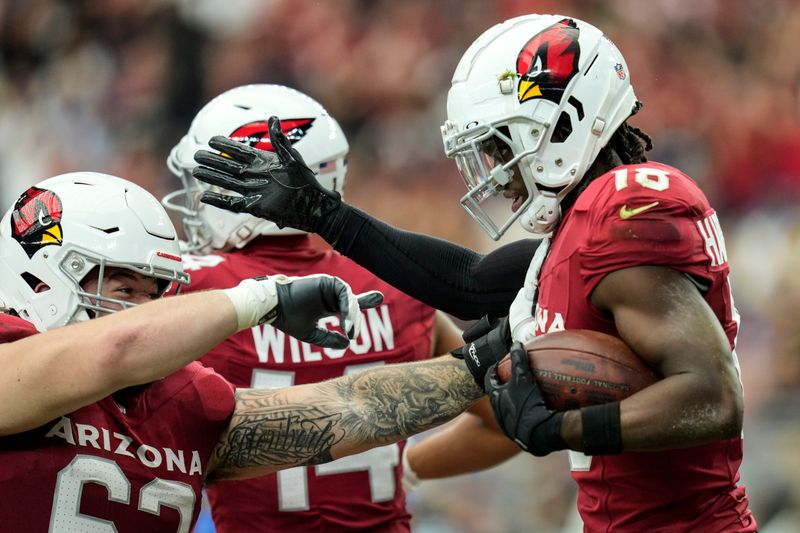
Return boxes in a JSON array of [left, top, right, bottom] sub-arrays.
[[317, 203, 539, 320]]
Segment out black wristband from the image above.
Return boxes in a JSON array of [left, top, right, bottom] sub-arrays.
[[451, 335, 493, 389], [524, 411, 567, 456], [580, 402, 623, 456], [451, 321, 510, 389], [462, 314, 498, 343]]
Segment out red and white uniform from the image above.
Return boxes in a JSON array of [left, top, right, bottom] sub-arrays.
[[0, 313, 235, 533], [522, 163, 756, 532], [180, 235, 436, 533]]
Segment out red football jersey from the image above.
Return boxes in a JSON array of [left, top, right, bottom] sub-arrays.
[[529, 163, 756, 532], [179, 235, 436, 533], [0, 313, 235, 533]]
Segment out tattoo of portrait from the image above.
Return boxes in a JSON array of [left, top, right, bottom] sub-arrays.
[[214, 356, 482, 475]]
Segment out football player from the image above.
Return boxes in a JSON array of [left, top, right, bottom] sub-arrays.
[[0, 172, 484, 533], [192, 14, 757, 532], [163, 84, 517, 532]]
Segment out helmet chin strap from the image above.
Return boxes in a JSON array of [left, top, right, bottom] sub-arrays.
[[519, 195, 561, 235], [519, 167, 594, 235]]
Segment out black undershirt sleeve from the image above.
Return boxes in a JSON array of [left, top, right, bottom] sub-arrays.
[[317, 203, 539, 320]]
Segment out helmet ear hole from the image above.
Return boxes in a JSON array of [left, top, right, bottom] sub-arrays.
[[21, 272, 45, 291], [155, 278, 172, 295], [537, 183, 567, 195], [550, 112, 573, 144]]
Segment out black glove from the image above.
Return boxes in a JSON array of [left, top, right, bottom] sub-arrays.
[[192, 116, 341, 233], [271, 275, 384, 350], [451, 315, 511, 389], [485, 341, 567, 456]]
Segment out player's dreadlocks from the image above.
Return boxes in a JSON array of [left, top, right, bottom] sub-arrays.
[[597, 100, 653, 167], [599, 121, 654, 166]]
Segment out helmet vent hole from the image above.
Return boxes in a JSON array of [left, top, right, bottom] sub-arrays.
[[21, 272, 45, 291], [538, 183, 567, 196], [234, 104, 252, 110], [550, 112, 573, 144]]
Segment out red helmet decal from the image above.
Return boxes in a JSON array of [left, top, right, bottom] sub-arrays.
[[516, 18, 581, 104], [229, 118, 315, 152], [10, 186, 64, 258]]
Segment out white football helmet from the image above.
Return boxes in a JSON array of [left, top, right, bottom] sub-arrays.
[[441, 14, 639, 239], [0, 172, 188, 332], [164, 84, 349, 253]]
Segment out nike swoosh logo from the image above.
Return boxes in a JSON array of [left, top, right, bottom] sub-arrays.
[[619, 201, 659, 220]]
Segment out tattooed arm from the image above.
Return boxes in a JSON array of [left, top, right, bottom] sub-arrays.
[[205, 355, 482, 481]]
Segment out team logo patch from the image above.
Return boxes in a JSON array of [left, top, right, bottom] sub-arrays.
[[516, 18, 581, 104], [229, 118, 315, 151], [10, 186, 64, 258]]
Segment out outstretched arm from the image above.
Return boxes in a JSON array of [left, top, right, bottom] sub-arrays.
[[206, 355, 483, 481], [0, 275, 380, 436], [0, 290, 237, 436], [193, 117, 539, 319], [318, 206, 538, 319]]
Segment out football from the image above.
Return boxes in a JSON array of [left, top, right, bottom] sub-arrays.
[[495, 330, 659, 411]]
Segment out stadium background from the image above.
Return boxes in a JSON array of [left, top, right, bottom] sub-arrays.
[[1, 0, 799, 531]]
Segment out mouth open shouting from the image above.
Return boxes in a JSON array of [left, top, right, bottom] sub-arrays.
[[503, 177, 529, 213]]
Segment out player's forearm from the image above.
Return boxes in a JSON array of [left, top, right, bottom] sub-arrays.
[[0, 290, 238, 435], [432, 311, 466, 355], [320, 204, 533, 319], [580, 265, 744, 452], [407, 410, 519, 479], [98, 290, 239, 386], [326, 356, 483, 456], [209, 356, 483, 480], [560, 373, 743, 451]]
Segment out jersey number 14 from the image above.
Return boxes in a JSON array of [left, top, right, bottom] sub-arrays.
[[252, 362, 400, 511]]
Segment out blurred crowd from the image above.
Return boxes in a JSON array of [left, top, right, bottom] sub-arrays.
[[2, 0, 799, 531]]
